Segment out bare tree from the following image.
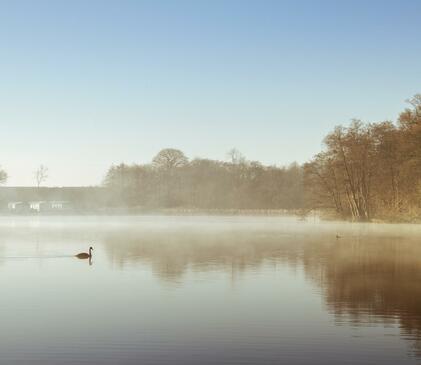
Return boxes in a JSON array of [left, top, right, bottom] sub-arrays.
[[152, 149, 188, 170], [35, 165, 48, 187], [226, 148, 246, 164], [0, 167, 7, 185]]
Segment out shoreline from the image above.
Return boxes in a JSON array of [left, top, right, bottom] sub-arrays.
[[0, 208, 420, 224]]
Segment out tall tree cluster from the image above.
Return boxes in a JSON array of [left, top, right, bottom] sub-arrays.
[[304, 95, 421, 221], [103, 148, 304, 210]]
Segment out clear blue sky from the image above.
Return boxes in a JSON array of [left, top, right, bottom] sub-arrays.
[[1, 0, 420, 186]]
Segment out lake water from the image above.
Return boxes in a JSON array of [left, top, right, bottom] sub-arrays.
[[0, 215, 421, 365]]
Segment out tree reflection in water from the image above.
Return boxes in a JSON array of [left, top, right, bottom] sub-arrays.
[[103, 229, 421, 356]]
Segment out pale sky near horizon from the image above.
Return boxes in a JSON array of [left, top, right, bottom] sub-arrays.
[[1, 0, 420, 186]]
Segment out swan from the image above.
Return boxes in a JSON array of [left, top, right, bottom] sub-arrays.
[[75, 246, 93, 259]]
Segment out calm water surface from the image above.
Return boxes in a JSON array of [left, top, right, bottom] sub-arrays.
[[0, 216, 421, 365]]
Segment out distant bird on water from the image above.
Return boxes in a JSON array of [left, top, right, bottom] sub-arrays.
[[75, 246, 93, 259], [336, 234, 341, 239]]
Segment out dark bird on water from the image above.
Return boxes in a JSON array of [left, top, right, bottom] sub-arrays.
[[75, 246, 93, 259]]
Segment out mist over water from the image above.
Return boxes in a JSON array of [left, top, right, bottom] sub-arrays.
[[1, 215, 421, 364]]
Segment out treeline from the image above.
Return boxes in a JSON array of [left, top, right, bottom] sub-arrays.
[[3, 94, 419, 220], [103, 94, 421, 220], [103, 148, 304, 210], [304, 94, 421, 222]]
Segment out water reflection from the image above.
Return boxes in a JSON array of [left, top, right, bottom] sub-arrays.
[[104, 230, 294, 281], [103, 227, 421, 357], [301, 237, 421, 356], [1, 216, 421, 364]]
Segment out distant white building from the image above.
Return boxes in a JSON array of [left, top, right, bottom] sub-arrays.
[[50, 201, 70, 210], [8, 202, 23, 210], [29, 201, 48, 212], [7, 202, 29, 213], [11, 200, 72, 213]]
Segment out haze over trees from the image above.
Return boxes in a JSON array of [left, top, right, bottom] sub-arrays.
[[102, 94, 421, 220], [3, 94, 420, 221], [103, 148, 304, 210], [304, 94, 421, 221]]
